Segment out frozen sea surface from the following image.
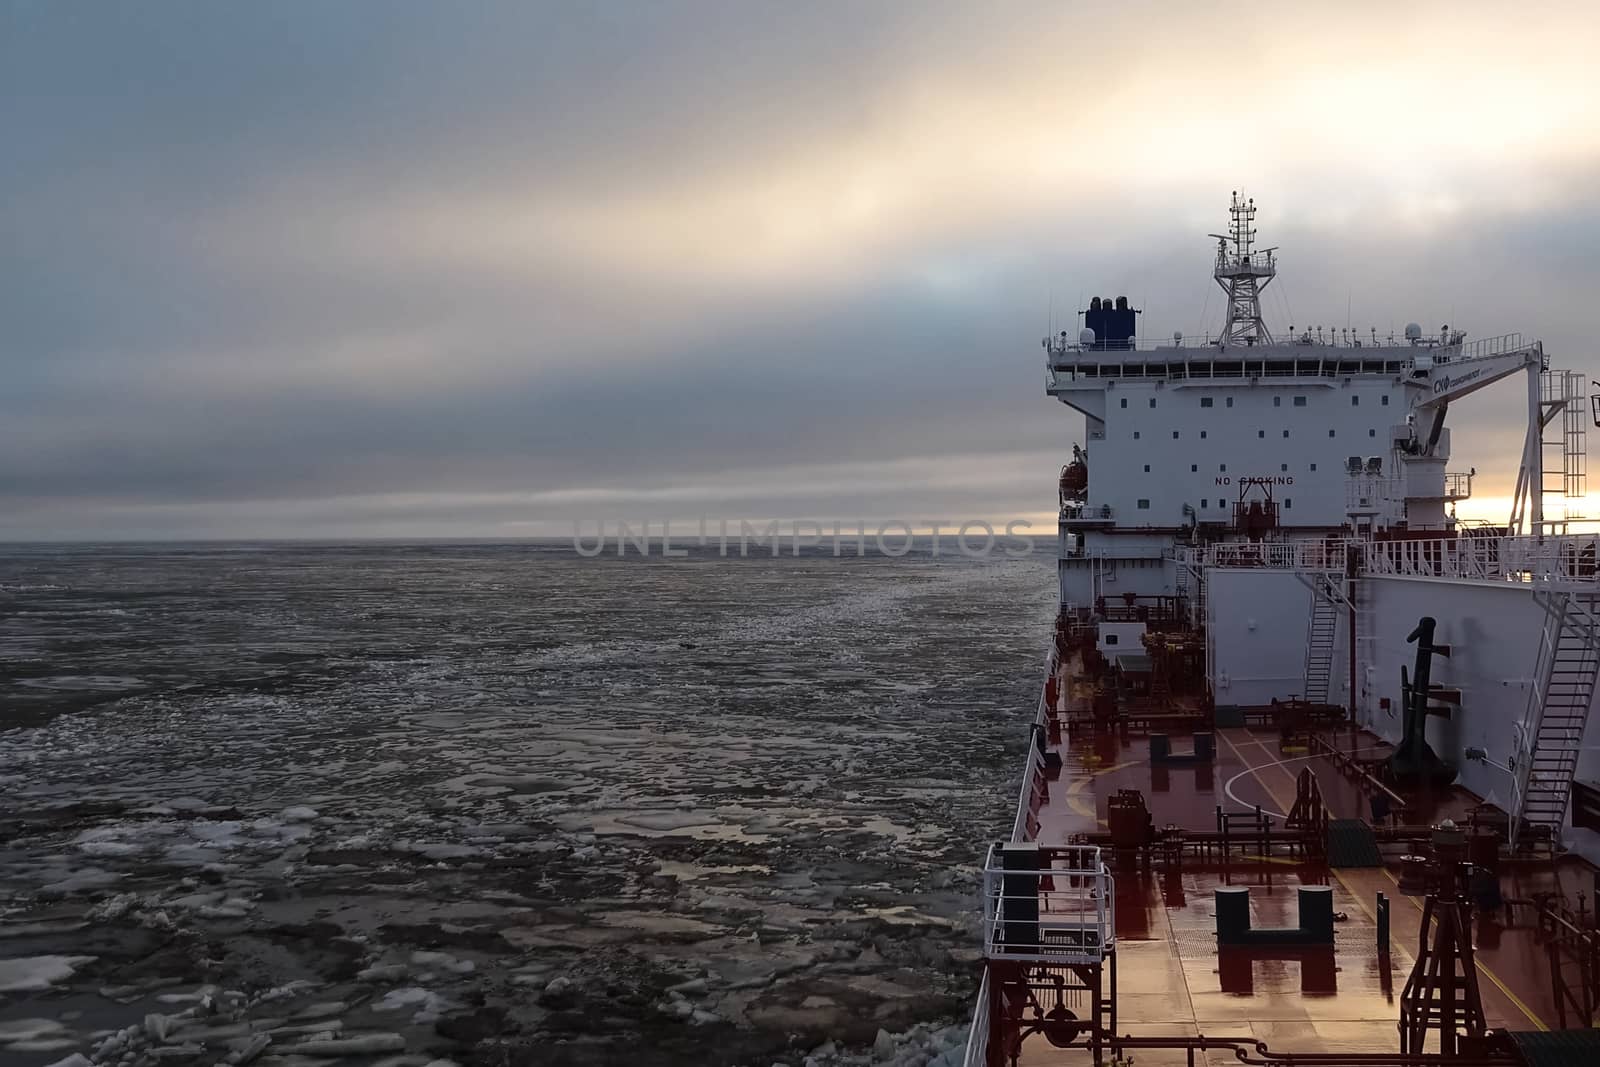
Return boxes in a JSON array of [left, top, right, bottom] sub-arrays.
[[0, 542, 1052, 1066]]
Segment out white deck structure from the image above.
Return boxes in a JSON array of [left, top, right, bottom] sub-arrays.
[[1047, 195, 1600, 859]]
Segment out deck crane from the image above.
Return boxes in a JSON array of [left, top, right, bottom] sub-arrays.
[[1404, 337, 1544, 459], [1398, 333, 1582, 536]]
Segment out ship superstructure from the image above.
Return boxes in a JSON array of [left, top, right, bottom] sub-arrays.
[[1047, 193, 1584, 610], [964, 197, 1600, 1067]]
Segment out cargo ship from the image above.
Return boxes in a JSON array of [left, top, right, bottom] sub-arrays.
[[963, 195, 1600, 1067]]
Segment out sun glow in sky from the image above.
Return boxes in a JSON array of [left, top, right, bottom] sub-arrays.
[[4, 1, 1600, 538]]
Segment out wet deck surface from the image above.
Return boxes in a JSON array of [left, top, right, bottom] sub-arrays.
[[1016, 674, 1597, 1064]]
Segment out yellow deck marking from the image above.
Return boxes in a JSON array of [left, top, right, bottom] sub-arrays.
[[1065, 759, 1141, 825], [1381, 868, 1550, 1032], [1224, 728, 1548, 1033], [1328, 867, 1417, 969]]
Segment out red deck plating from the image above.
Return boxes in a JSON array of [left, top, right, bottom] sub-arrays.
[[993, 663, 1599, 1066]]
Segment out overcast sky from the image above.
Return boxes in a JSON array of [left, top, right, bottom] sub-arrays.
[[4, 1, 1599, 539]]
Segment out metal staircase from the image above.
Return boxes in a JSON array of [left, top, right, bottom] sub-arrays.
[[1174, 548, 1205, 629], [1512, 591, 1600, 850], [1302, 574, 1341, 704]]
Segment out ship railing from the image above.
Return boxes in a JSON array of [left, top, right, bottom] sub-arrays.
[[1360, 533, 1600, 585], [1346, 476, 1402, 510], [1061, 503, 1114, 522], [1008, 730, 1042, 842], [1443, 471, 1474, 499], [1204, 540, 1346, 572], [1045, 337, 1413, 354], [1214, 258, 1276, 279], [1045, 330, 1528, 359], [980, 843, 1115, 965], [961, 970, 990, 1067], [1046, 331, 1539, 371], [1189, 533, 1600, 584], [1010, 652, 1056, 842], [1046, 339, 1421, 361], [1431, 331, 1527, 364]]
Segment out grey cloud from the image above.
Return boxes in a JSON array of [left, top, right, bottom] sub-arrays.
[[3, 2, 1599, 538]]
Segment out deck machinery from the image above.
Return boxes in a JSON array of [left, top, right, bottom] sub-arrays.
[[965, 197, 1600, 1067]]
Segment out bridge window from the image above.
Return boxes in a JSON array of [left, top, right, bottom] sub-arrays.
[[1120, 398, 1128, 408], [1134, 431, 1141, 439], [1173, 431, 1180, 439], [1293, 396, 1307, 406], [1285, 498, 1293, 509], [1191, 464, 1198, 472], [1382, 395, 1390, 406], [1200, 431, 1208, 439], [1274, 396, 1282, 407], [1328, 429, 1336, 437], [1282, 430, 1290, 438], [1219, 464, 1227, 472], [1200, 499, 1208, 508], [1144, 464, 1151, 472], [1258, 430, 1265, 438], [1201, 397, 1214, 408], [1369, 428, 1377, 437], [1226, 397, 1234, 408], [1149, 398, 1157, 408], [1137, 499, 1150, 509], [1310, 463, 1318, 471], [1352, 395, 1360, 406], [1281, 463, 1288, 472]]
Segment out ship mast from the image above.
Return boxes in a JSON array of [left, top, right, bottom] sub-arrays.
[[1210, 191, 1276, 347]]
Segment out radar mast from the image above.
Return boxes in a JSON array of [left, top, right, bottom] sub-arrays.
[[1210, 192, 1276, 347]]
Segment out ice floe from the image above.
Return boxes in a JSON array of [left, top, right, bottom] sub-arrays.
[[0, 955, 95, 992], [0, 546, 1049, 1065]]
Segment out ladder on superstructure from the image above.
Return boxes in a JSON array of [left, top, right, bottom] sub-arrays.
[[1297, 564, 1348, 706], [1303, 576, 1340, 704], [1528, 369, 1588, 534], [1511, 591, 1600, 851], [1559, 369, 1587, 525], [1174, 548, 1206, 630]]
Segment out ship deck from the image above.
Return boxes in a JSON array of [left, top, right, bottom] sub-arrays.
[[1013, 672, 1600, 1065]]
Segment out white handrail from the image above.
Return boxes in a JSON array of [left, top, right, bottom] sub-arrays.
[[1044, 329, 1534, 359], [980, 845, 1115, 965], [967, 651, 1089, 1067], [1206, 541, 1346, 571], [1510, 595, 1564, 847], [1362, 533, 1600, 585], [1197, 533, 1600, 587], [1009, 650, 1056, 841], [1047, 338, 1422, 356], [1434, 332, 1527, 362], [961, 969, 990, 1067]]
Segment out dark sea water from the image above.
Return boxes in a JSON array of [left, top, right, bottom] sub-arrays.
[[0, 542, 1053, 1067]]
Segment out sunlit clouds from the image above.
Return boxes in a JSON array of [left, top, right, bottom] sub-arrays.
[[3, 2, 1599, 537]]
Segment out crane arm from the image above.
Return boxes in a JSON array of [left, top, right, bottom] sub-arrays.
[[1413, 342, 1543, 411], [1405, 340, 1543, 458]]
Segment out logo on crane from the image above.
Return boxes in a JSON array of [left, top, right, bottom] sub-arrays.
[[1433, 367, 1484, 395]]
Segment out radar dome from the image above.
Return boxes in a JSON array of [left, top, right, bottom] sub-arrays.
[[1079, 327, 1097, 345], [1404, 322, 1422, 340]]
